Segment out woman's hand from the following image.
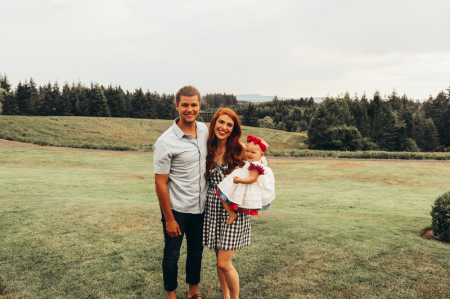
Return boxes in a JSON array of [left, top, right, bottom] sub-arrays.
[[233, 176, 242, 184]]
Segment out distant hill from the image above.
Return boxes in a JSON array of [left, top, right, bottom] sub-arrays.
[[236, 94, 322, 102], [0, 116, 307, 153]]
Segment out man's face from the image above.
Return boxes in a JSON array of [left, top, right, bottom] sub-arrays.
[[176, 95, 200, 124]]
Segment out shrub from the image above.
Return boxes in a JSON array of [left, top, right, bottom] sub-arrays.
[[404, 138, 420, 152], [313, 126, 377, 151], [430, 191, 450, 242]]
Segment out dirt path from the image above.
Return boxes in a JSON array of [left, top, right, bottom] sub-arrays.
[[1, 139, 449, 164]]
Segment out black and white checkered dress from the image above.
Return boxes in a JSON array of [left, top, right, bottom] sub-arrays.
[[203, 162, 251, 251]]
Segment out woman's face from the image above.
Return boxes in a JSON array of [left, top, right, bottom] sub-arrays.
[[214, 114, 234, 141]]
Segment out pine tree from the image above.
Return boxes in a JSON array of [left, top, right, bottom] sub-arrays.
[[368, 91, 384, 144], [105, 85, 126, 118], [72, 82, 89, 116], [388, 88, 402, 111], [242, 103, 258, 127], [89, 83, 111, 117], [357, 93, 371, 138], [381, 108, 398, 151], [413, 110, 426, 150], [28, 78, 39, 115], [60, 82, 73, 116], [0, 87, 7, 114], [423, 118, 440, 151], [15, 81, 30, 115], [131, 88, 150, 119], [1, 74, 19, 115]]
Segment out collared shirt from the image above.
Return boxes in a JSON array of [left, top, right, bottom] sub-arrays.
[[153, 118, 208, 214]]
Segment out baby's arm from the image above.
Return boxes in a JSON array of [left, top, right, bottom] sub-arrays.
[[233, 169, 259, 184]]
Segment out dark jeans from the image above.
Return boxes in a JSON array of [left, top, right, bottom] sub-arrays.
[[161, 209, 204, 292]]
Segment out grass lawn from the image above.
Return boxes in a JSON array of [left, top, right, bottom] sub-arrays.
[[0, 115, 307, 152], [1, 147, 450, 298]]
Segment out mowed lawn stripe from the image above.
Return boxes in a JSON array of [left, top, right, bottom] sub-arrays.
[[1, 147, 449, 298]]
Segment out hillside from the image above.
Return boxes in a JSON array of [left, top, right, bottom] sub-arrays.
[[0, 115, 307, 152]]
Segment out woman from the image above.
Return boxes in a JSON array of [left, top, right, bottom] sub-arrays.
[[203, 108, 248, 299]]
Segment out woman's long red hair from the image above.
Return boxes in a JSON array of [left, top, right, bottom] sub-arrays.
[[205, 108, 245, 177]]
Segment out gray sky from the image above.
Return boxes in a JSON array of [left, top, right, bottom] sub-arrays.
[[2, 0, 450, 99]]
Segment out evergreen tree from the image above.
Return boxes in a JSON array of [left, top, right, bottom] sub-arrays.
[[423, 118, 440, 151], [60, 82, 73, 116], [105, 85, 126, 118], [89, 83, 111, 117], [242, 103, 258, 127], [380, 108, 398, 151], [131, 88, 150, 119], [388, 88, 402, 111], [51, 81, 62, 115], [368, 91, 384, 143], [124, 90, 133, 118], [438, 85, 450, 146], [15, 81, 31, 115], [356, 93, 371, 138], [0, 87, 7, 114], [28, 78, 39, 115], [72, 82, 89, 116], [413, 110, 427, 151], [0, 74, 14, 115]]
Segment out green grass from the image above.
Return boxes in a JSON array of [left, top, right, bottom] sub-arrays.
[[1, 147, 450, 298], [271, 149, 450, 160], [0, 115, 307, 152]]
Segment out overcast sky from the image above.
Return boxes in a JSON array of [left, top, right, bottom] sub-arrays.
[[1, 0, 449, 99]]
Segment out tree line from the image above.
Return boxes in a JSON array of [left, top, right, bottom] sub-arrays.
[[0, 74, 178, 120], [1, 73, 449, 151], [239, 88, 450, 151]]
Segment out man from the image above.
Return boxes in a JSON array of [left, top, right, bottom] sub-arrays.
[[153, 86, 208, 299]]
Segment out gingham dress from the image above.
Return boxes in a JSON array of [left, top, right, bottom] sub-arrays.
[[203, 162, 251, 251]]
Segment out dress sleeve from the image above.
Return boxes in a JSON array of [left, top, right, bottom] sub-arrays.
[[248, 162, 265, 175]]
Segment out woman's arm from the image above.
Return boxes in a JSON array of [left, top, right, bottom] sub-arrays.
[[233, 169, 259, 184], [239, 142, 247, 161]]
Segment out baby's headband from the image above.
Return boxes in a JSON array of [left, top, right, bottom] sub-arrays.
[[247, 135, 267, 153]]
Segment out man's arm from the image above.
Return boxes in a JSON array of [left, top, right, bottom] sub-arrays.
[[155, 174, 181, 238]]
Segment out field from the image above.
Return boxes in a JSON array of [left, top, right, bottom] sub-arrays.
[[0, 115, 307, 152], [1, 145, 450, 298], [2, 115, 450, 161]]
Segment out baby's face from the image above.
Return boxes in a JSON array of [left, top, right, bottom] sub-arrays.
[[246, 141, 264, 163]]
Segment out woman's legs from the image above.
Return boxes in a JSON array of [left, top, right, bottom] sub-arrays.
[[215, 249, 230, 299], [216, 249, 239, 299]]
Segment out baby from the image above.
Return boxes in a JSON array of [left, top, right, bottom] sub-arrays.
[[217, 135, 276, 225]]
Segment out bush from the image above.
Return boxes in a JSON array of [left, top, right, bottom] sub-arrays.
[[404, 138, 420, 152], [430, 191, 450, 242], [312, 126, 377, 151], [258, 116, 274, 129]]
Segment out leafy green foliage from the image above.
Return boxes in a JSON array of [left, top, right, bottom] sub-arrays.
[[316, 126, 378, 151], [431, 191, 450, 242], [258, 116, 274, 129]]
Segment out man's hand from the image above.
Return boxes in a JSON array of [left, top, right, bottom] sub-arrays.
[[233, 176, 242, 184], [166, 219, 181, 238], [155, 173, 181, 238]]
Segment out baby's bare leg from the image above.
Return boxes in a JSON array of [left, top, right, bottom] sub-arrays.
[[221, 200, 238, 225]]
